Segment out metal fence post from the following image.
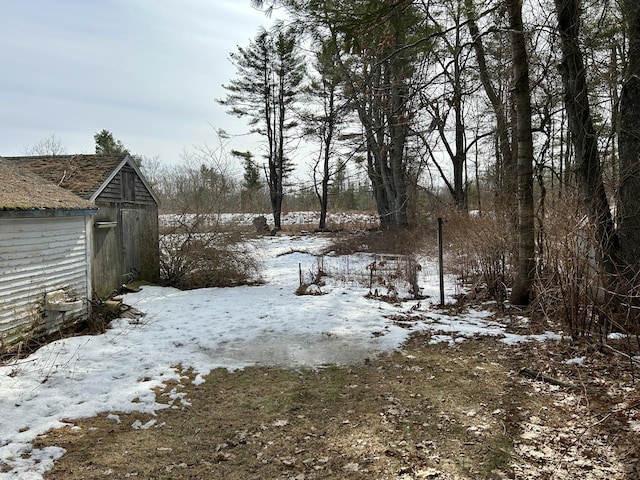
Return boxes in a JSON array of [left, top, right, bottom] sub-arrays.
[[438, 217, 444, 306]]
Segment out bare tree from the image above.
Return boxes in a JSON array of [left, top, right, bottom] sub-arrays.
[[418, 0, 477, 210], [24, 133, 67, 156], [304, 34, 349, 230], [465, 1, 515, 211]]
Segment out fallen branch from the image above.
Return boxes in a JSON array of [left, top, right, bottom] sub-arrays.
[[519, 367, 610, 398], [519, 367, 575, 389], [602, 343, 640, 366]]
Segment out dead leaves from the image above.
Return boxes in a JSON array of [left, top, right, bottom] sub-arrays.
[[41, 338, 640, 480]]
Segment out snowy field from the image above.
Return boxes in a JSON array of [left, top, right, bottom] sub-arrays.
[[0, 234, 561, 479], [160, 211, 380, 230]]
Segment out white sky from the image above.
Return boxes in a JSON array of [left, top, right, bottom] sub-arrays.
[[0, 226, 565, 478], [0, 0, 281, 164]]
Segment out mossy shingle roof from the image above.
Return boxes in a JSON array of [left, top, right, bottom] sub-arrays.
[[5, 154, 127, 200], [0, 157, 95, 211]]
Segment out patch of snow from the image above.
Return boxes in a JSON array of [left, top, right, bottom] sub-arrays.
[[608, 332, 627, 340], [107, 414, 121, 424], [0, 234, 565, 479], [565, 356, 586, 365], [131, 419, 157, 430]]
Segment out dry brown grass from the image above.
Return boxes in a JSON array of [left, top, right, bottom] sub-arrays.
[[36, 335, 640, 479], [38, 339, 520, 479], [321, 228, 427, 257]]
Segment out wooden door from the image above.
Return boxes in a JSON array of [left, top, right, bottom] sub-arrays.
[[121, 209, 141, 282]]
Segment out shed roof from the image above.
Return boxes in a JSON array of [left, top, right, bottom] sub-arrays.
[[5, 154, 128, 200], [6, 153, 159, 205], [0, 157, 95, 211]]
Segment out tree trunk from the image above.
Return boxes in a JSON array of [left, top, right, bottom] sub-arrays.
[[618, 0, 640, 281], [466, 3, 515, 212], [388, 60, 410, 229], [318, 79, 336, 231], [366, 138, 394, 229], [508, 0, 536, 306], [453, 12, 467, 210], [276, 70, 287, 231], [318, 127, 332, 230], [360, 58, 410, 230], [554, 0, 617, 278]]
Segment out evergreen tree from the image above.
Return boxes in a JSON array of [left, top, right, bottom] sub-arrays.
[[94, 129, 127, 155], [334, 0, 424, 229], [218, 26, 306, 229], [254, 1, 435, 230], [233, 150, 263, 212]]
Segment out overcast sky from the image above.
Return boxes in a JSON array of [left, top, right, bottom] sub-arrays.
[[0, 0, 281, 165]]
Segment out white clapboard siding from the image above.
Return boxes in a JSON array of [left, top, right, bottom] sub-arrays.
[[0, 215, 91, 347]]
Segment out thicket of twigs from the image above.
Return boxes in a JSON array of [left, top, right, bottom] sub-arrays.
[[444, 196, 640, 351]]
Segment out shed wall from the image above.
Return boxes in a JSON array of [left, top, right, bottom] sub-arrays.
[[0, 216, 91, 350], [92, 205, 122, 297], [98, 165, 156, 205], [92, 166, 159, 298]]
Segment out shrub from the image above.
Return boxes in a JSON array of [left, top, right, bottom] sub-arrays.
[[160, 218, 261, 290], [534, 196, 640, 340], [444, 209, 515, 302], [443, 196, 637, 341], [533, 198, 598, 337]]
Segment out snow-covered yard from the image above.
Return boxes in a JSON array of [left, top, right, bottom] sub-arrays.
[[0, 234, 563, 479]]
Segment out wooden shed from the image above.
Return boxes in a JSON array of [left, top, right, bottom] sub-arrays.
[[0, 157, 97, 351], [9, 154, 160, 298]]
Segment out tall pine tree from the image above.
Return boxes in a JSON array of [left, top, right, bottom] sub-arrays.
[[218, 26, 305, 229]]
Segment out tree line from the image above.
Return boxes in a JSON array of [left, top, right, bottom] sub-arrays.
[[142, 134, 376, 215], [219, 0, 639, 310]]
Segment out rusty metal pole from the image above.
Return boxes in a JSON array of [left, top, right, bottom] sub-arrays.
[[438, 217, 444, 306]]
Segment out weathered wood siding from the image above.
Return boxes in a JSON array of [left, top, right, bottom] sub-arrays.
[[92, 166, 159, 297], [138, 208, 159, 284], [92, 205, 122, 298], [98, 166, 156, 205], [0, 215, 91, 350]]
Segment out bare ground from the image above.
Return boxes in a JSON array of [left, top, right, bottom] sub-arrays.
[[37, 333, 640, 480]]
